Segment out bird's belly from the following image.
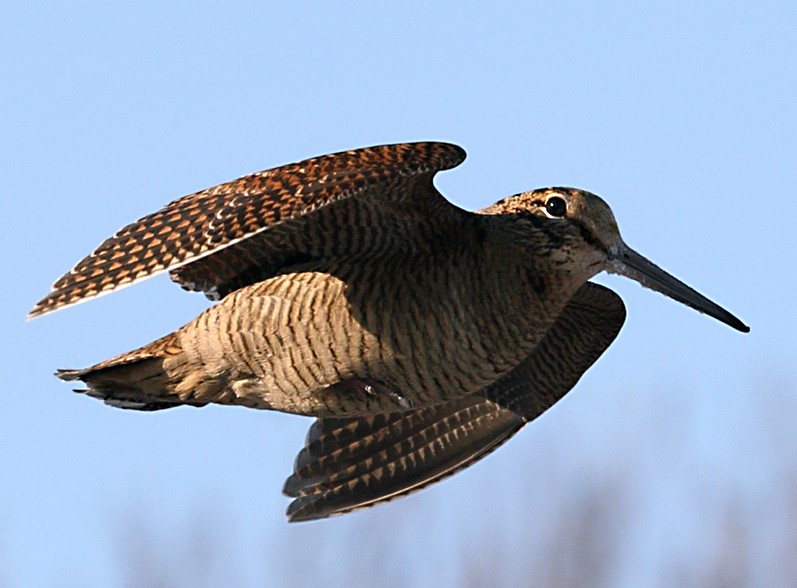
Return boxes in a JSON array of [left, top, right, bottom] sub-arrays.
[[186, 270, 541, 417]]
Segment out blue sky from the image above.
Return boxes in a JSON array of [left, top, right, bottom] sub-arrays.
[[2, 2, 796, 586]]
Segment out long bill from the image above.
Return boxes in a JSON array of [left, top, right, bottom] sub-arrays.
[[607, 242, 750, 333]]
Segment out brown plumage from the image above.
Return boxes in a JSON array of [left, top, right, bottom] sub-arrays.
[[284, 282, 625, 521], [33, 141, 748, 521], [29, 143, 467, 317]]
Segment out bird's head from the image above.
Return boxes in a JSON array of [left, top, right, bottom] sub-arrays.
[[487, 187, 749, 333]]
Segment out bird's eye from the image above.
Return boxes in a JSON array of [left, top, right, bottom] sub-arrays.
[[545, 196, 567, 218]]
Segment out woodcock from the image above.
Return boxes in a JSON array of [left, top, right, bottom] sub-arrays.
[[30, 142, 749, 522]]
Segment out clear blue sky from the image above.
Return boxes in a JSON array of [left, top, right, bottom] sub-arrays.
[[2, 2, 795, 586]]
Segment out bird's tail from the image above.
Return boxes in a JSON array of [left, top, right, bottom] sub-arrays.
[[57, 333, 202, 411]]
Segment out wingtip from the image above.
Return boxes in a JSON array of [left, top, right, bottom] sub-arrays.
[[27, 276, 140, 321], [29, 283, 80, 319], [285, 496, 349, 523], [285, 499, 325, 523], [282, 473, 324, 498], [28, 291, 75, 320], [27, 301, 49, 320]]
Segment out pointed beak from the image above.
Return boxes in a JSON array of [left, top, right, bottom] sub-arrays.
[[607, 242, 749, 333]]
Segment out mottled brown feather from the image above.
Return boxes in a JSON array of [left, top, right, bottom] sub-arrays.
[[283, 282, 626, 521], [29, 142, 466, 317]]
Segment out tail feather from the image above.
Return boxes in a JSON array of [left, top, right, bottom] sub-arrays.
[[56, 334, 200, 411]]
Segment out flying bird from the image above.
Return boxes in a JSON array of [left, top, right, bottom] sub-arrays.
[[30, 142, 748, 521]]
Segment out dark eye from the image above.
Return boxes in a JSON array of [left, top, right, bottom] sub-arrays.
[[545, 196, 567, 218]]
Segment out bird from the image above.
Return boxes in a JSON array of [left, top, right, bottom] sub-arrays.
[[30, 141, 749, 521]]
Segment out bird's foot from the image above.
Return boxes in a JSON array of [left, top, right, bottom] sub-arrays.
[[343, 377, 413, 410]]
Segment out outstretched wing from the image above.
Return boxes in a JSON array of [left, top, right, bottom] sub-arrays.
[[283, 282, 626, 522], [30, 142, 467, 318]]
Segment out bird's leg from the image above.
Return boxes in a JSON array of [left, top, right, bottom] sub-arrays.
[[341, 377, 413, 409]]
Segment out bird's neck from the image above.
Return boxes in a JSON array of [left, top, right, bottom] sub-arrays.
[[479, 212, 601, 299], [469, 214, 602, 364]]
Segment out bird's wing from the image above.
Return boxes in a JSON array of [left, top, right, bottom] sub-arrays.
[[30, 142, 467, 318], [282, 282, 626, 522]]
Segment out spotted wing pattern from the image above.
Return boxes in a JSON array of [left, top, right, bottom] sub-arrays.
[[283, 282, 626, 522], [30, 142, 466, 318]]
